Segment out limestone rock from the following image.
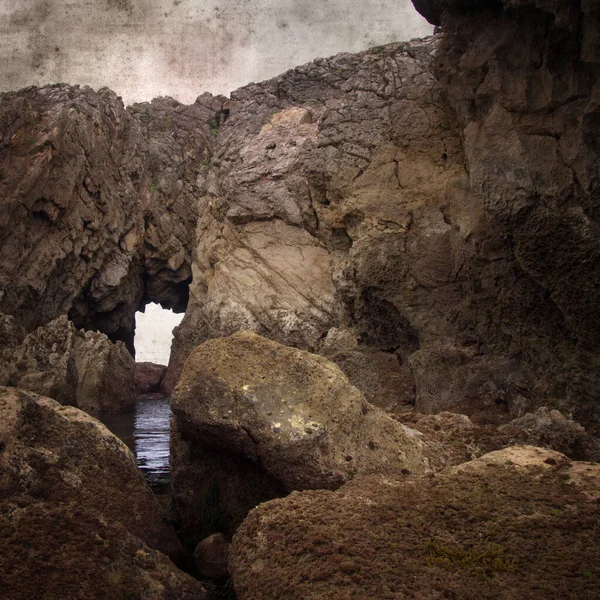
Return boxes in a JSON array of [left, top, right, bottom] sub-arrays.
[[0, 386, 181, 558], [230, 446, 600, 600], [135, 361, 167, 395], [0, 85, 224, 351], [500, 407, 600, 462], [411, 0, 600, 431], [193, 533, 230, 580], [0, 502, 206, 600], [7, 315, 135, 414], [171, 332, 432, 545]]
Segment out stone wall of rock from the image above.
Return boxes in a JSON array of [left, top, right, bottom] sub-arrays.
[[409, 0, 600, 430], [0, 84, 224, 353], [168, 26, 599, 430], [1, 315, 135, 414], [1, 0, 598, 430]]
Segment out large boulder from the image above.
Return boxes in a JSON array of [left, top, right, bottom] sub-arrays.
[[0, 386, 181, 558], [0, 502, 207, 600], [4, 315, 135, 414], [230, 446, 600, 600], [171, 331, 432, 545]]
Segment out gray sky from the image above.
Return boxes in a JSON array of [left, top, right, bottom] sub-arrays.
[[0, 0, 432, 104]]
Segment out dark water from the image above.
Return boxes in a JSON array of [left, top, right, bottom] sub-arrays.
[[100, 394, 171, 491]]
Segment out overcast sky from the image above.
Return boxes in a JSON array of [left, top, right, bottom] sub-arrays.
[[0, 0, 432, 105], [1, 0, 432, 362]]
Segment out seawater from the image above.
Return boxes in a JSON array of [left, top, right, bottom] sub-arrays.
[[100, 394, 171, 491]]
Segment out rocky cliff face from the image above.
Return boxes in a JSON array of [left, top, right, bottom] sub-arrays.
[[0, 1, 597, 429], [0, 85, 224, 353]]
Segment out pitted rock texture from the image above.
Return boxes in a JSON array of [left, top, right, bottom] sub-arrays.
[[171, 331, 432, 545], [134, 361, 167, 395], [167, 30, 600, 429], [0, 84, 224, 351], [0, 502, 207, 600], [230, 446, 600, 600], [0, 386, 181, 558], [2, 315, 135, 414], [410, 0, 600, 430]]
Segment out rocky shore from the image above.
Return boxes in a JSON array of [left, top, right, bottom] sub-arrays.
[[0, 0, 598, 597]]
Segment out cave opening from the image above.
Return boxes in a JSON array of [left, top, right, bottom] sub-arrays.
[[135, 302, 184, 366]]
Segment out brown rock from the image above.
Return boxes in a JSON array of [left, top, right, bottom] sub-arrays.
[[135, 361, 167, 395], [7, 315, 135, 414], [230, 446, 600, 600], [0, 386, 181, 558], [193, 533, 230, 580], [0, 502, 206, 600], [0, 84, 224, 351], [500, 407, 600, 462], [171, 332, 432, 545]]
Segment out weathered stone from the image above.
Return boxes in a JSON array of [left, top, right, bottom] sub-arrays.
[[411, 0, 600, 431], [408, 346, 534, 423], [0, 502, 206, 600], [193, 533, 230, 580], [499, 407, 600, 462], [0, 386, 181, 558], [0, 85, 224, 351], [230, 446, 600, 600], [134, 361, 167, 395], [171, 332, 433, 545], [6, 315, 135, 414]]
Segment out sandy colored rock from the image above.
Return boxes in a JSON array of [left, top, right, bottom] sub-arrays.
[[230, 446, 600, 600], [174, 331, 432, 489], [171, 332, 433, 546], [135, 361, 167, 395], [0, 502, 206, 600], [0, 386, 181, 558], [6, 315, 135, 414]]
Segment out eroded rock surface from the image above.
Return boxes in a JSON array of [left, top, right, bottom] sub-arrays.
[[2, 315, 135, 414], [230, 446, 600, 600], [0, 386, 181, 558], [135, 361, 167, 395], [171, 331, 432, 546], [0, 502, 207, 600], [0, 85, 224, 352], [411, 0, 600, 430]]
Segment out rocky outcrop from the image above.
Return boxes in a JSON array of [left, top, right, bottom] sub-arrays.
[[155, 23, 598, 430], [410, 0, 600, 430], [3, 315, 135, 414], [135, 361, 167, 395], [171, 331, 433, 546], [1, 13, 598, 430], [230, 446, 600, 600], [499, 407, 600, 461], [0, 386, 181, 558], [0, 85, 224, 352]]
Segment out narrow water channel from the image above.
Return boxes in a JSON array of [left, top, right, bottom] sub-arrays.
[[100, 394, 172, 493]]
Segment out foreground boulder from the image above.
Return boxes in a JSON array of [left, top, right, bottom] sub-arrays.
[[0, 386, 181, 558], [230, 446, 600, 600], [171, 332, 432, 545], [3, 315, 135, 414], [0, 502, 207, 600]]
